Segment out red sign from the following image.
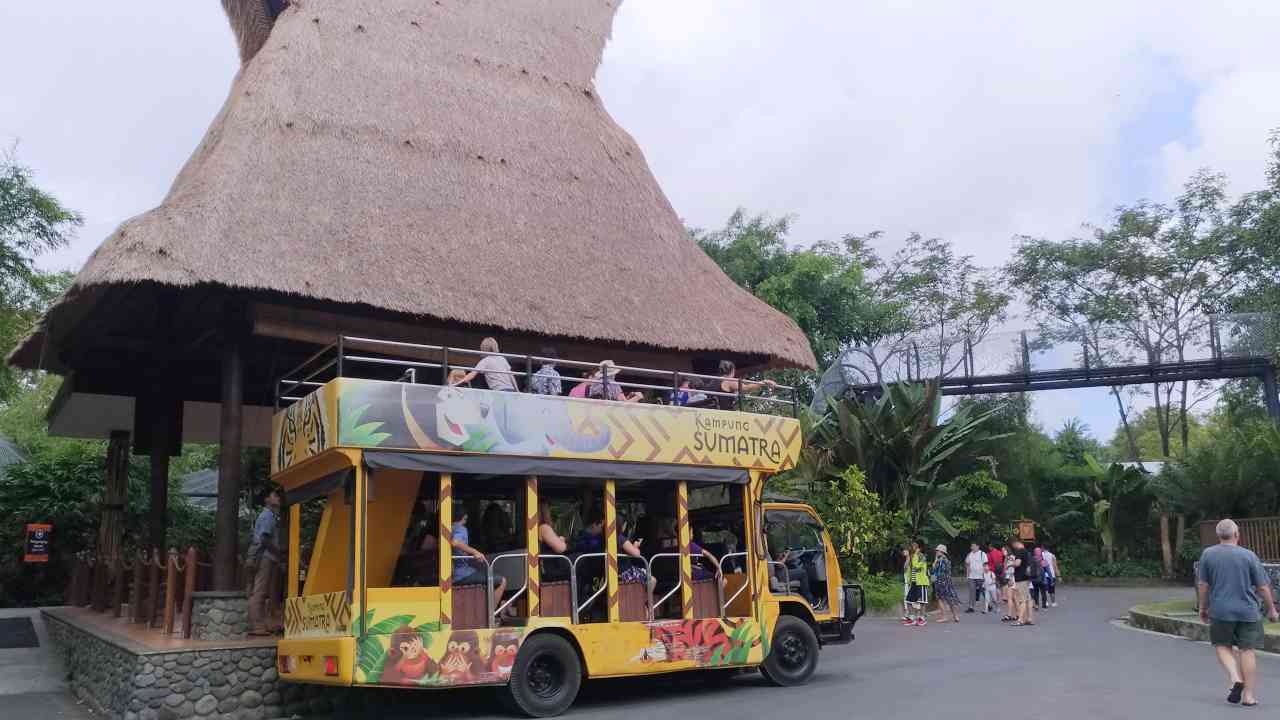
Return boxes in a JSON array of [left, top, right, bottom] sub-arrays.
[[24, 523, 52, 563]]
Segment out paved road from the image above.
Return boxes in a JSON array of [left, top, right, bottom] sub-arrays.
[[367, 587, 1276, 720], [14, 588, 1276, 719], [0, 608, 94, 719]]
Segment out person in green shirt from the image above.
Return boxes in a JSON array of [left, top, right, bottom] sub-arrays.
[[902, 541, 931, 627]]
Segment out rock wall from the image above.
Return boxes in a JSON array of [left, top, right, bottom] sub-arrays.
[[43, 612, 343, 720], [190, 592, 250, 642]]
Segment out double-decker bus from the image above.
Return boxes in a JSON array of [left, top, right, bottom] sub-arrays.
[[271, 336, 864, 716]]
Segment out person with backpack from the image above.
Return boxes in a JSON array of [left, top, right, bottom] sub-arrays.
[[1011, 539, 1037, 627]]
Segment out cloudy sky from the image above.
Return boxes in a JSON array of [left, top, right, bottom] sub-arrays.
[[4, 1, 1280, 442]]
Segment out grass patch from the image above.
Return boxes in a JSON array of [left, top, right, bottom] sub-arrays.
[[1134, 600, 1280, 634], [852, 574, 903, 612]]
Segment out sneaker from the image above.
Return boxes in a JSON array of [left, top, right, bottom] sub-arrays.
[[914, 618, 927, 627], [1051, 602, 1058, 607], [965, 608, 975, 614], [901, 618, 915, 626]]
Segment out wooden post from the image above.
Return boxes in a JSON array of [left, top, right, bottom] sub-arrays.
[[182, 547, 198, 639], [148, 549, 163, 628], [525, 476, 540, 618], [163, 548, 178, 634], [131, 552, 146, 624], [214, 306, 246, 590], [677, 481, 693, 620], [111, 556, 126, 618], [604, 480, 620, 623]]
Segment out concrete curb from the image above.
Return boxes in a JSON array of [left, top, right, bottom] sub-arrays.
[[1127, 606, 1280, 653]]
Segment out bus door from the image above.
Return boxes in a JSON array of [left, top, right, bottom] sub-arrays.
[[763, 506, 835, 616]]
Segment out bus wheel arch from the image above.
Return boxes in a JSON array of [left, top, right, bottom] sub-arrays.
[[761, 614, 820, 687], [501, 629, 586, 717], [776, 601, 818, 633]]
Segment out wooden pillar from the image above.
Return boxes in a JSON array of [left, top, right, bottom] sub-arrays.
[[149, 412, 171, 554], [438, 473, 453, 626], [213, 308, 246, 591], [604, 480, 620, 623], [95, 430, 131, 609], [677, 481, 693, 620], [525, 476, 540, 618]]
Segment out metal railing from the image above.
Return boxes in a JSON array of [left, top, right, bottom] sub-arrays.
[[648, 552, 683, 616], [488, 551, 528, 621], [573, 553, 608, 620], [275, 334, 798, 416]]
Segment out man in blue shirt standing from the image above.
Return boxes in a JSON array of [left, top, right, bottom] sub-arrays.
[[1198, 518, 1279, 707], [247, 488, 282, 636]]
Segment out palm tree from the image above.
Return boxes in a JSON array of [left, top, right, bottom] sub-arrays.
[[1053, 455, 1148, 563]]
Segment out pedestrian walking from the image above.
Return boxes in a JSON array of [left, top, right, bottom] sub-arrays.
[[982, 562, 1000, 614], [930, 545, 962, 623], [246, 488, 283, 636], [900, 547, 913, 623], [1198, 519, 1279, 707], [1042, 544, 1060, 607], [1010, 539, 1036, 626], [903, 541, 931, 627], [964, 542, 987, 613], [1031, 546, 1048, 609], [1000, 543, 1017, 622]]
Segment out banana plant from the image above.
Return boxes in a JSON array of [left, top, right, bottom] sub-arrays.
[[1053, 455, 1148, 563]]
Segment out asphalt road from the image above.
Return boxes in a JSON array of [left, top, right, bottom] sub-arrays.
[[12, 588, 1275, 719], [363, 587, 1275, 720]]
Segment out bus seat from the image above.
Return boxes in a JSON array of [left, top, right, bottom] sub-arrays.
[[540, 581, 572, 618], [452, 584, 489, 630], [692, 579, 719, 619], [619, 581, 648, 622]]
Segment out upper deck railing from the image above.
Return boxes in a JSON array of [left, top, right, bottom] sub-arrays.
[[273, 335, 798, 417]]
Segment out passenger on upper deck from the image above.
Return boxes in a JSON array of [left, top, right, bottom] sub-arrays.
[[529, 346, 563, 396], [695, 360, 778, 410], [450, 337, 518, 391], [584, 360, 643, 403]]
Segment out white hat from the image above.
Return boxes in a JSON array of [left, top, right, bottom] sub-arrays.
[[934, 544, 948, 554]]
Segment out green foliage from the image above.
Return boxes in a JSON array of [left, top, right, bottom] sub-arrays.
[[1159, 420, 1280, 520], [1055, 544, 1161, 578], [855, 574, 905, 612], [1105, 406, 1210, 460], [1052, 456, 1149, 563], [804, 466, 907, 578], [692, 209, 904, 369], [0, 150, 83, 401], [947, 470, 1008, 543]]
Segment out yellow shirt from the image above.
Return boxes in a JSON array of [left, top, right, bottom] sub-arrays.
[[909, 552, 930, 586]]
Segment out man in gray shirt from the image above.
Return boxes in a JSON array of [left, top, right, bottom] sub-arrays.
[[1198, 518, 1279, 707]]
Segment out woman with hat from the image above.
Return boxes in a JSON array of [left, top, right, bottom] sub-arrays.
[[930, 544, 962, 623], [585, 360, 643, 403]]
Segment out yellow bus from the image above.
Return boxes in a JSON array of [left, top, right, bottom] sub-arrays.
[[271, 337, 864, 716]]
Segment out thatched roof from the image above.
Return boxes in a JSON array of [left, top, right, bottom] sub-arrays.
[[13, 0, 814, 373]]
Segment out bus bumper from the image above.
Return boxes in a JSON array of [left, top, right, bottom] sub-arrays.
[[820, 584, 865, 645]]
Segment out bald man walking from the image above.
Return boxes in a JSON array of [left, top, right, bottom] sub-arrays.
[[1198, 519, 1279, 707]]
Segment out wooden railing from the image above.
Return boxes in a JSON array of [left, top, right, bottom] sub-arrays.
[[1199, 517, 1280, 562]]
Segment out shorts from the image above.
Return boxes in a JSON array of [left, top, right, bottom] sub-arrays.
[[1210, 620, 1265, 650], [905, 585, 929, 604], [454, 566, 498, 587]]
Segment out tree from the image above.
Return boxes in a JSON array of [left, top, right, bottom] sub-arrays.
[[692, 210, 900, 370], [947, 469, 1010, 545], [1053, 456, 1148, 563], [1007, 171, 1249, 459], [803, 466, 908, 578], [0, 149, 83, 400], [1103, 406, 1210, 460], [1054, 418, 1102, 466]]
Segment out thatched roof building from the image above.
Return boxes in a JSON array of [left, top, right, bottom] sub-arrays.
[[12, 0, 814, 446]]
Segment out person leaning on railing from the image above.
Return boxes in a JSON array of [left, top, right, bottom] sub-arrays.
[[686, 360, 777, 410], [450, 337, 518, 391]]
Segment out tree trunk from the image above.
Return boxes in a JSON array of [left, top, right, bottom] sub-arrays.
[[1174, 513, 1187, 558], [1111, 387, 1139, 460], [1179, 380, 1189, 457], [1159, 512, 1173, 579], [1153, 382, 1171, 458]]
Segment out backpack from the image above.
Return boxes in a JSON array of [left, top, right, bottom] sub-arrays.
[[1025, 553, 1042, 581]]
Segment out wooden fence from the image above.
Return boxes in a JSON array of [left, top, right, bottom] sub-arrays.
[[1199, 517, 1280, 562]]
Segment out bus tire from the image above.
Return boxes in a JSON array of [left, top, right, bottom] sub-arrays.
[[502, 633, 582, 717], [760, 616, 819, 687]]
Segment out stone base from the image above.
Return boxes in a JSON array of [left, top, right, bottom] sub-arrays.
[[1129, 605, 1280, 653], [191, 592, 249, 641], [42, 609, 348, 720]]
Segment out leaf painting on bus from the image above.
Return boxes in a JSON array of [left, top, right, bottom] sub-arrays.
[[352, 610, 525, 687], [631, 618, 760, 667]]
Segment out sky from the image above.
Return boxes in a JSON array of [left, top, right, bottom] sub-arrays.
[[4, 1, 1280, 442]]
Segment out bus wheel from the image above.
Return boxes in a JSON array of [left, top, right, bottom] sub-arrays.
[[760, 616, 819, 687], [502, 633, 582, 717]]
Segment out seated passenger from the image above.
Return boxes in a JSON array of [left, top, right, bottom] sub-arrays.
[[450, 336, 518, 391], [529, 346, 563, 396], [688, 524, 726, 592], [585, 361, 643, 403], [771, 548, 817, 605], [538, 504, 569, 581], [696, 360, 778, 410], [480, 502, 514, 553], [575, 512, 656, 595], [450, 510, 507, 613]]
